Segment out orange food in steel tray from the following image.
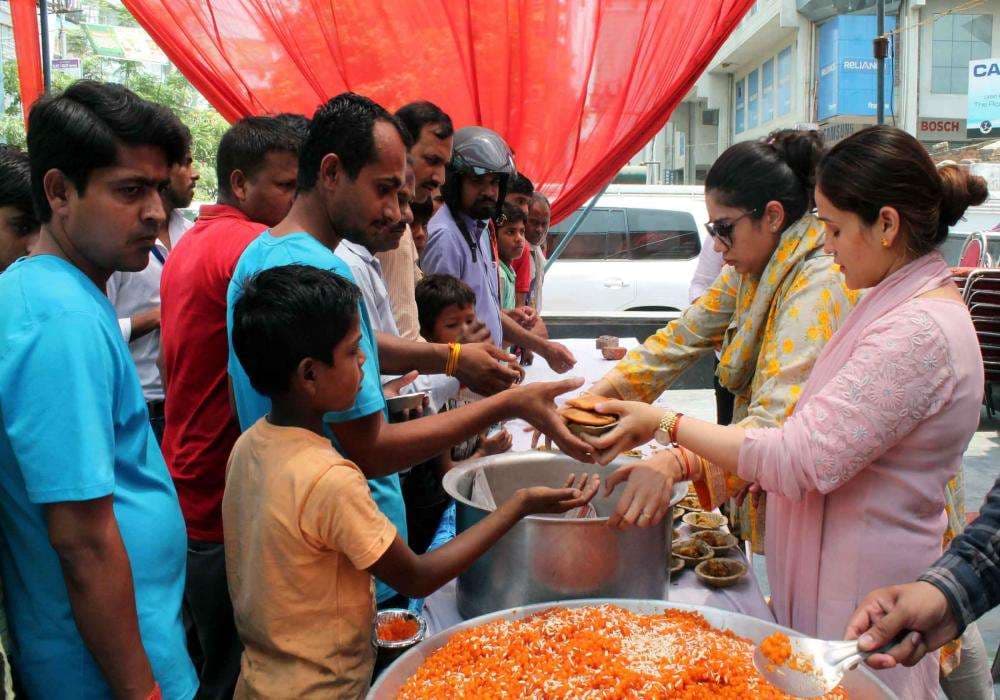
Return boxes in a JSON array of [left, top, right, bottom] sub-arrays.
[[397, 605, 848, 699], [377, 616, 419, 643]]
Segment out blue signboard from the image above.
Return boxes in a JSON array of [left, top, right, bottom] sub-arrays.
[[816, 15, 896, 120], [967, 58, 1000, 139]]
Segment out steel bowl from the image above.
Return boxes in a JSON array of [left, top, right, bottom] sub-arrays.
[[367, 599, 896, 699], [442, 451, 686, 619]]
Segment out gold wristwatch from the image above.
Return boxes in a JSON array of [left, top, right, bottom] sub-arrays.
[[654, 410, 682, 447]]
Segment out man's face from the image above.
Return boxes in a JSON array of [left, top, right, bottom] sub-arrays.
[[460, 173, 501, 220], [365, 161, 415, 254], [0, 205, 39, 272], [164, 150, 200, 210], [53, 144, 169, 275], [526, 199, 550, 247], [238, 150, 298, 226], [330, 120, 406, 249], [506, 192, 531, 218], [410, 125, 452, 204]]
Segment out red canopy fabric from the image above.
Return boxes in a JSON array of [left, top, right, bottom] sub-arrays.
[[121, 0, 752, 221], [10, 0, 44, 125]]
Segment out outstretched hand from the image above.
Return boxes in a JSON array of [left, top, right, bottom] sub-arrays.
[[581, 400, 664, 465], [515, 472, 601, 516], [602, 449, 684, 529], [511, 377, 594, 463]]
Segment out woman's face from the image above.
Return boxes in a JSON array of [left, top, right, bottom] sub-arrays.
[[815, 186, 899, 290], [705, 192, 783, 276]]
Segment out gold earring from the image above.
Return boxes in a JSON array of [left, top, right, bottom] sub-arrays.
[[881, 237, 889, 248]]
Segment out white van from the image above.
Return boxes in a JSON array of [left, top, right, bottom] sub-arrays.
[[542, 185, 708, 317]]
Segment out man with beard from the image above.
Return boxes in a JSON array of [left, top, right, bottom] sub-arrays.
[[421, 127, 576, 372], [375, 101, 456, 341], [227, 92, 594, 609], [107, 125, 199, 443]]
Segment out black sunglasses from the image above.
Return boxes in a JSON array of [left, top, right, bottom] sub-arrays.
[[703, 209, 758, 249]]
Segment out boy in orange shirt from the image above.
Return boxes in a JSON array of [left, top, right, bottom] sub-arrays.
[[224, 264, 597, 698]]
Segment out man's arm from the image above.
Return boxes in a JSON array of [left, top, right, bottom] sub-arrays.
[[46, 498, 157, 699], [499, 314, 575, 373], [128, 306, 161, 342], [329, 377, 593, 474], [920, 475, 1000, 631], [375, 332, 519, 396]]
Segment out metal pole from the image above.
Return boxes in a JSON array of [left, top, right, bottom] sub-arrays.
[[39, 0, 51, 91], [545, 181, 611, 272], [875, 0, 885, 125]]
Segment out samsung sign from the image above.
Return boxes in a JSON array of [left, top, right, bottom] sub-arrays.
[[968, 59, 1000, 139]]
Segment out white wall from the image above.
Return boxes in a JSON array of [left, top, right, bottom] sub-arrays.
[[916, 0, 1000, 122]]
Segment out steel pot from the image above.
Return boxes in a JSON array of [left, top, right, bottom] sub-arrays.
[[442, 451, 686, 619], [367, 599, 895, 699]]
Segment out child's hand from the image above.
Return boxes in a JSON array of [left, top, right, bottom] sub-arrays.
[[481, 429, 512, 455], [515, 473, 600, 516]]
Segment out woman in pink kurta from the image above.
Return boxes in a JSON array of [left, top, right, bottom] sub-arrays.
[[585, 126, 987, 699]]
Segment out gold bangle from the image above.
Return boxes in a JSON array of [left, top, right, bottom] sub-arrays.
[[445, 342, 462, 376]]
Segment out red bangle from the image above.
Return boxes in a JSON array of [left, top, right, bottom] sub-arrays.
[[681, 449, 691, 481], [669, 413, 684, 445], [146, 683, 162, 700]]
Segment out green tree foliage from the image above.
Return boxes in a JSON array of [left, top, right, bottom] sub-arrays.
[[1, 5, 229, 201]]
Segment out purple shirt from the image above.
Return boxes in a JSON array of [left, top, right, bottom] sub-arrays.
[[421, 204, 503, 347]]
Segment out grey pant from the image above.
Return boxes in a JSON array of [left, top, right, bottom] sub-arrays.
[[183, 540, 243, 700], [940, 623, 996, 700]]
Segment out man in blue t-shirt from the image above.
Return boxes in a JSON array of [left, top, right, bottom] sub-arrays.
[[226, 93, 595, 607], [0, 81, 197, 699]]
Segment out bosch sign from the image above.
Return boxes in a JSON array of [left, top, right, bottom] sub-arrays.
[[916, 118, 962, 140]]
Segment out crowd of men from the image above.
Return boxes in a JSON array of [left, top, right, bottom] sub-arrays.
[[0, 80, 591, 699]]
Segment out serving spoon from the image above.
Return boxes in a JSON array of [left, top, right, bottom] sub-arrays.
[[753, 633, 906, 697]]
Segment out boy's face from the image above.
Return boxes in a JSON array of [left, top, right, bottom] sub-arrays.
[[497, 221, 526, 264], [430, 303, 477, 345], [411, 221, 428, 255], [0, 204, 39, 272], [310, 315, 365, 413]]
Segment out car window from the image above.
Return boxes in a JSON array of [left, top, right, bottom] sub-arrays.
[[621, 208, 701, 261], [547, 208, 627, 260]]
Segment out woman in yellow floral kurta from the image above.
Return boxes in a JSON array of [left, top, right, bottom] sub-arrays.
[[592, 211, 856, 552]]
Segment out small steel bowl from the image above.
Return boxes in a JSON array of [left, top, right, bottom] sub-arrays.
[[374, 609, 426, 650]]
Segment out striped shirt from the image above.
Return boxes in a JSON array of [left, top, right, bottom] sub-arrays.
[[919, 475, 1000, 633], [374, 225, 422, 341]]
